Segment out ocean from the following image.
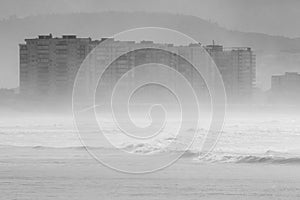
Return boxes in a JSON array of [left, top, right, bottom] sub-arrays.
[[1, 112, 300, 199]]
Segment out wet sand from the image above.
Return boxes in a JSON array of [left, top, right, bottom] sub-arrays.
[[1, 149, 300, 200]]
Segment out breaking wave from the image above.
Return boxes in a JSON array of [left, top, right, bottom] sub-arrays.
[[2, 144, 300, 165], [198, 150, 300, 165], [230, 155, 300, 164]]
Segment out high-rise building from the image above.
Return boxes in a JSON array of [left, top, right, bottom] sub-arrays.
[[84, 38, 211, 104], [205, 44, 256, 103], [19, 36, 256, 104], [271, 72, 300, 104], [19, 34, 98, 101]]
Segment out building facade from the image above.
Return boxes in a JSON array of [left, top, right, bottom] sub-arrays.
[[205, 44, 256, 103], [271, 72, 300, 104], [19, 34, 98, 101], [20, 35, 256, 104]]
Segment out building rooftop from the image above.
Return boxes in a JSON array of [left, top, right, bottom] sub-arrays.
[[38, 34, 52, 39], [62, 35, 77, 39], [272, 72, 300, 77]]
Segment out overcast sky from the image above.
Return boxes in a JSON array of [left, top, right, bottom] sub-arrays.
[[0, 0, 300, 38]]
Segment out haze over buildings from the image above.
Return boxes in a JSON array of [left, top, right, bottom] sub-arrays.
[[19, 34, 99, 101], [271, 72, 300, 104], [206, 44, 255, 102], [19, 34, 256, 104], [0, 12, 299, 90]]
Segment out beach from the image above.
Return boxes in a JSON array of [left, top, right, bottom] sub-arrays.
[[1, 148, 300, 200], [1, 113, 300, 199]]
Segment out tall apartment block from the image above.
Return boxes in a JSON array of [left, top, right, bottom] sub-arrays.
[[20, 35, 256, 104], [271, 72, 300, 104], [85, 39, 210, 104], [19, 34, 98, 101], [205, 44, 256, 103]]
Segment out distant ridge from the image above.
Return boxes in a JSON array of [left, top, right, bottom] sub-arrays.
[[1, 11, 300, 89]]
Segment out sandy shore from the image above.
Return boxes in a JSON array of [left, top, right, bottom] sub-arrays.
[[1, 114, 300, 199], [1, 149, 300, 200]]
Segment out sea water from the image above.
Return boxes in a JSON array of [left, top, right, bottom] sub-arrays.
[[1, 113, 300, 199]]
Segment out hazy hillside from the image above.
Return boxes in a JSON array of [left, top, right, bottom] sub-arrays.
[[1, 12, 300, 89]]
